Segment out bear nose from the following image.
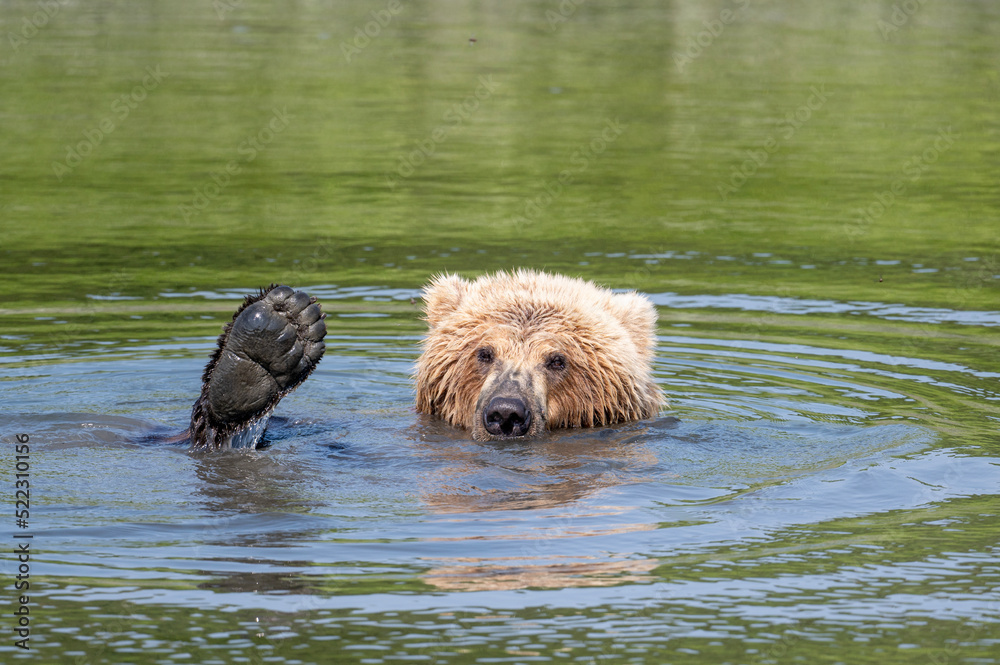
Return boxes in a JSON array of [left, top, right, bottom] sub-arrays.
[[484, 396, 532, 437]]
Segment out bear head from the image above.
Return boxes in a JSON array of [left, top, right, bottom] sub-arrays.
[[415, 270, 664, 440]]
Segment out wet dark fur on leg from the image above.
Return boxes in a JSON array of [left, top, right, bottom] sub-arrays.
[[190, 284, 326, 449]]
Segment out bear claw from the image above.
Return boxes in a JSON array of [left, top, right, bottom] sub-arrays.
[[190, 285, 326, 449]]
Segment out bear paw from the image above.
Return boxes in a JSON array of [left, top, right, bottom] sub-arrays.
[[190, 285, 326, 449]]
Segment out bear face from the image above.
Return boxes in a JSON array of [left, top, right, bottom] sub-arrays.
[[415, 270, 664, 440]]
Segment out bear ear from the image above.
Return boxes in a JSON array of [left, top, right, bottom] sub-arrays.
[[606, 291, 658, 357], [423, 273, 469, 326]]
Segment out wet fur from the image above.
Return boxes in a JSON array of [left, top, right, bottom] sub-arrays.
[[190, 285, 324, 449], [415, 270, 664, 439]]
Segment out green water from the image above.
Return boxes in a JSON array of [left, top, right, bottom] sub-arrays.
[[2, 0, 997, 312], [1, 0, 999, 663]]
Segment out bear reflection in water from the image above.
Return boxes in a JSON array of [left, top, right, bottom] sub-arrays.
[[183, 270, 665, 449]]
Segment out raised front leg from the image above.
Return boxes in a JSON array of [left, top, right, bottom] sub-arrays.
[[190, 285, 326, 449]]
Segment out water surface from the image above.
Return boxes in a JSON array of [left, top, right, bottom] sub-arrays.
[[1, 0, 999, 663]]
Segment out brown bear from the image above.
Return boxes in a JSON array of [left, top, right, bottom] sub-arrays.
[[415, 270, 664, 440], [185, 272, 663, 448]]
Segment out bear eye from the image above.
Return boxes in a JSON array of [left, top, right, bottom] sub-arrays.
[[546, 353, 566, 372], [476, 347, 495, 365]]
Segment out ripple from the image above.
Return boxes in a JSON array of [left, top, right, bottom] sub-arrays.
[[155, 285, 1000, 327], [2, 301, 999, 655], [646, 292, 1000, 327]]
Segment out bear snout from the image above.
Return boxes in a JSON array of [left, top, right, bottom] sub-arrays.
[[483, 396, 532, 438]]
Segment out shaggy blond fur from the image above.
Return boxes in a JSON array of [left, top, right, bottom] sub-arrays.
[[415, 270, 663, 436]]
